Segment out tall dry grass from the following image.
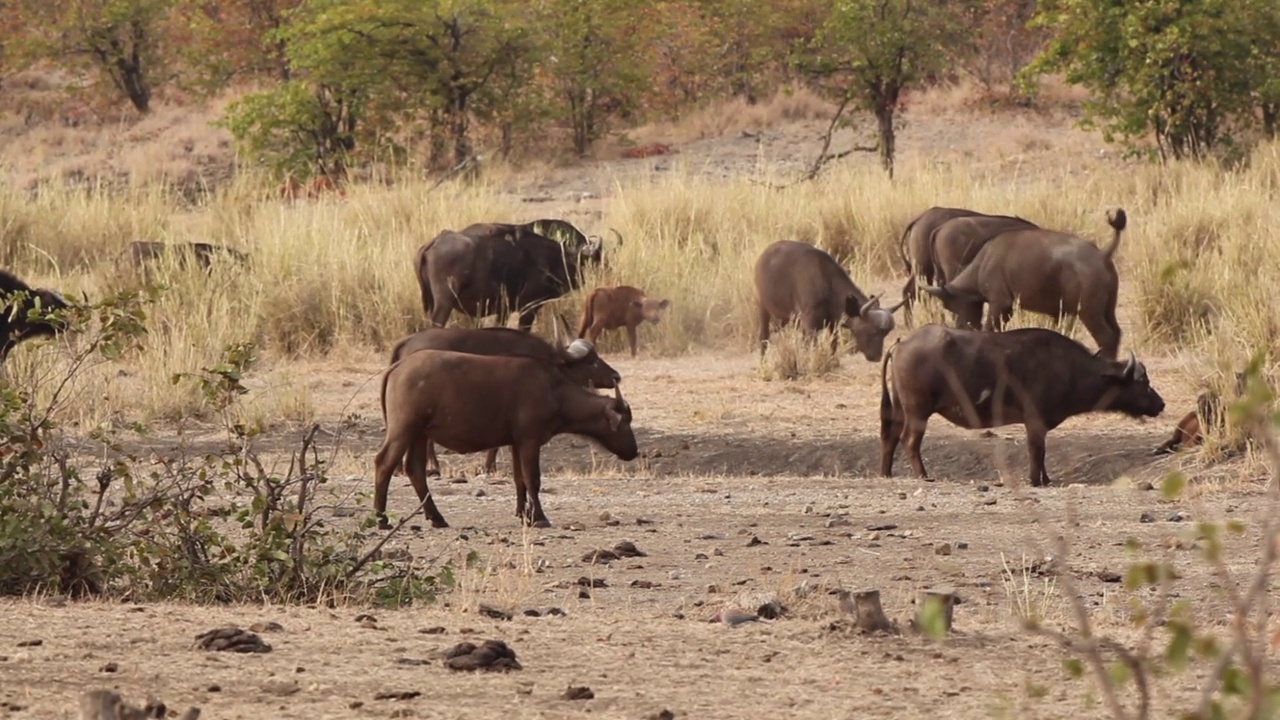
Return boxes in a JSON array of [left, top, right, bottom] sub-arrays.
[[2, 139, 1280, 426]]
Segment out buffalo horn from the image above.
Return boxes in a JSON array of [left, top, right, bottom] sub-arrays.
[[582, 235, 603, 256], [1123, 351, 1137, 378], [883, 297, 907, 314], [556, 312, 575, 339], [608, 227, 624, 247], [858, 294, 883, 318], [80, 290, 90, 304], [566, 338, 592, 360]]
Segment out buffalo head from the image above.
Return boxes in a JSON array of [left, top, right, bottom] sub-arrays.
[[922, 284, 983, 329], [842, 294, 905, 362], [1101, 352, 1165, 419], [555, 338, 621, 389], [634, 295, 670, 324]]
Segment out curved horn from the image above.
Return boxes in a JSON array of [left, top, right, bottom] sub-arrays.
[[582, 234, 603, 256], [1123, 350, 1137, 378], [859, 293, 883, 319], [608, 227, 623, 247], [565, 338, 593, 360], [80, 290, 90, 304], [883, 297, 907, 314]]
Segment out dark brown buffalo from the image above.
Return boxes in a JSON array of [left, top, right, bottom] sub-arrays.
[[897, 207, 983, 322], [929, 214, 1039, 287], [754, 240, 904, 361], [879, 324, 1165, 487], [1153, 371, 1251, 454], [576, 285, 671, 357], [415, 220, 603, 332], [121, 240, 251, 276], [384, 327, 621, 476], [0, 269, 72, 365], [373, 349, 638, 529], [923, 209, 1128, 360]]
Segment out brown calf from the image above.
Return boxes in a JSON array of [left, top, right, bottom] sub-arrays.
[[576, 285, 670, 357]]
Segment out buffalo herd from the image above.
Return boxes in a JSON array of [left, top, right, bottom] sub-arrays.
[[0, 208, 1232, 531]]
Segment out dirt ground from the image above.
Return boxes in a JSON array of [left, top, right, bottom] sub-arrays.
[[1, 108, 1274, 719], [1, 345, 1272, 719]]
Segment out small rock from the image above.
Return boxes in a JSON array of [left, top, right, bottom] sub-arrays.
[[897, 492, 908, 500], [249, 621, 284, 634], [630, 580, 655, 589], [745, 535, 767, 547], [635, 517, 654, 525], [706, 584, 721, 594], [712, 548, 724, 557], [474, 488, 487, 498], [1138, 481, 1154, 491], [1097, 570, 1122, 583], [826, 517, 851, 528], [99, 662, 119, 673], [262, 680, 300, 696], [576, 577, 607, 588], [915, 505, 926, 512], [981, 498, 997, 506], [956, 541, 969, 550], [207, 685, 221, 693], [1167, 511, 1187, 522], [394, 658, 429, 666], [598, 511, 613, 522], [694, 552, 709, 561], [562, 685, 594, 700], [15, 639, 41, 648], [578, 588, 591, 599], [977, 484, 990, 492], [934, 543, 952, 556], [419, 626, 446, 635], [647, 711, 676, 720], [867, 523, 898, 532], [613, 541, 646, 557], [803, 504, 815, 515], [1140, 512, 1156, 523], [605, 518, 620, 526], [867, 532, 881, 541], [193, 627, 272, 653], [354, 614, 377, 623], [374, 690, 422, 701]]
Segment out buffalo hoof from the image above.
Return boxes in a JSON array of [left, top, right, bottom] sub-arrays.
[[1151, 444, 1175, 456], [532, 519, 551, 529], [377, 518, 393, 531]]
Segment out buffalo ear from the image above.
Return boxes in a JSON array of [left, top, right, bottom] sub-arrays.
[[922, 286, 950, 300], [604, 405, 623, 432], [658, 299, 670, 310]]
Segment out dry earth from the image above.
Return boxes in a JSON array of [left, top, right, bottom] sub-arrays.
[[1, 104, 1276, 719]]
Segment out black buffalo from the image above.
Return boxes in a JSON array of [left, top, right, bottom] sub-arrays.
[[415, 221, 603, 332], [0, 269, 72, 365]]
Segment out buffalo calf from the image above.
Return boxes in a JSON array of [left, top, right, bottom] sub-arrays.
[[880, 324, 1165, 487], [374, 349, 638, 529], [576, 285, 670, 357], [1153, 371, 1252, 454]]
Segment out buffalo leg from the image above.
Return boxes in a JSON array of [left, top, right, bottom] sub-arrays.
[[483, 447, 501, 474], [424, 438, 442, 476], [517, 443, 551, 528], [1081, 309, 1121, 362], [757, 306, 772, 355], [1026, 427, 1051, 487], [372, 432, 412, 530], [985, 303, 1013, 333], [405, 440, 449, 527], [512, 447, 528, 521], [902, 418, 930, 479], [429, 298, 453, 328], [879, 413, 904, 477], [627, 325, 638, 357]]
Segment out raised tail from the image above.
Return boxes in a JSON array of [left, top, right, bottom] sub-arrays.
[[1102, 208, 1127, 260], [880, 339, 899, 420]]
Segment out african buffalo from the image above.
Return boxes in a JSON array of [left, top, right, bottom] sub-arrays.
[[879, 324, 1165, 487], [384, 327, 621, 479], [0, 269, 72, 365], [898, 207, 984, 322], [576, 285, 671, 357], [120, 240, 251, 278], [754, 240, 904, 361], [929, 214, 1040, 288], [415, 221, 603, 332], [373, 349, 638, 529], [923, 209, 1128, 360]]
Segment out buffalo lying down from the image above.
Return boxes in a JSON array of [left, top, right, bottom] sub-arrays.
[[754, 239, 904, 361], [880, 324, 1165, 487], [1153, 371, 1255, 455], [384, 327, 621, 477], [924, 209, 1127, 360], [373, 349, 638, 529]]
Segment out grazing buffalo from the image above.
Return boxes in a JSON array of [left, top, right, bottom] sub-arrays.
[[384, 327, 621, 478], [576, 285, 671, 357], [415, 221, 603, 332], [373, 349, 638, 529], [923, 209, 1128, 360], [753, 240, 904, 361], [879, 324, 1165, 487], [898, 207, 984, 322], [0, 269, 72, 365], [1153, 371, 1253, 455], [929, 213, 1039, 288], [120, 241, 250, 278]]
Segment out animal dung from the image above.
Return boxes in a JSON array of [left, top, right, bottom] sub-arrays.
[[443, 639, 522, 672], [562, 685, 595, 700], [192, 627, 272, 653]]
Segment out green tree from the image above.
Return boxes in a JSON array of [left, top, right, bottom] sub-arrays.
[[170, 0, 301, 95], [1242, 0, 1280, 140], [538, 0, 651, 156], [1026, 0, 1258, 160], [800, 0, 962, 178], [10, 0, 176, 113]]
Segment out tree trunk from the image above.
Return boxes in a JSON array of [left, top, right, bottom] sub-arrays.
[[1264, 103, 1279, 140], [874, 104, 895, 179]]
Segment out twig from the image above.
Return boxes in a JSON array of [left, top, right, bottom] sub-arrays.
[[428, 154, 482, 192], [345, 494, 436, 580], [753, 94, 876, 190]]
